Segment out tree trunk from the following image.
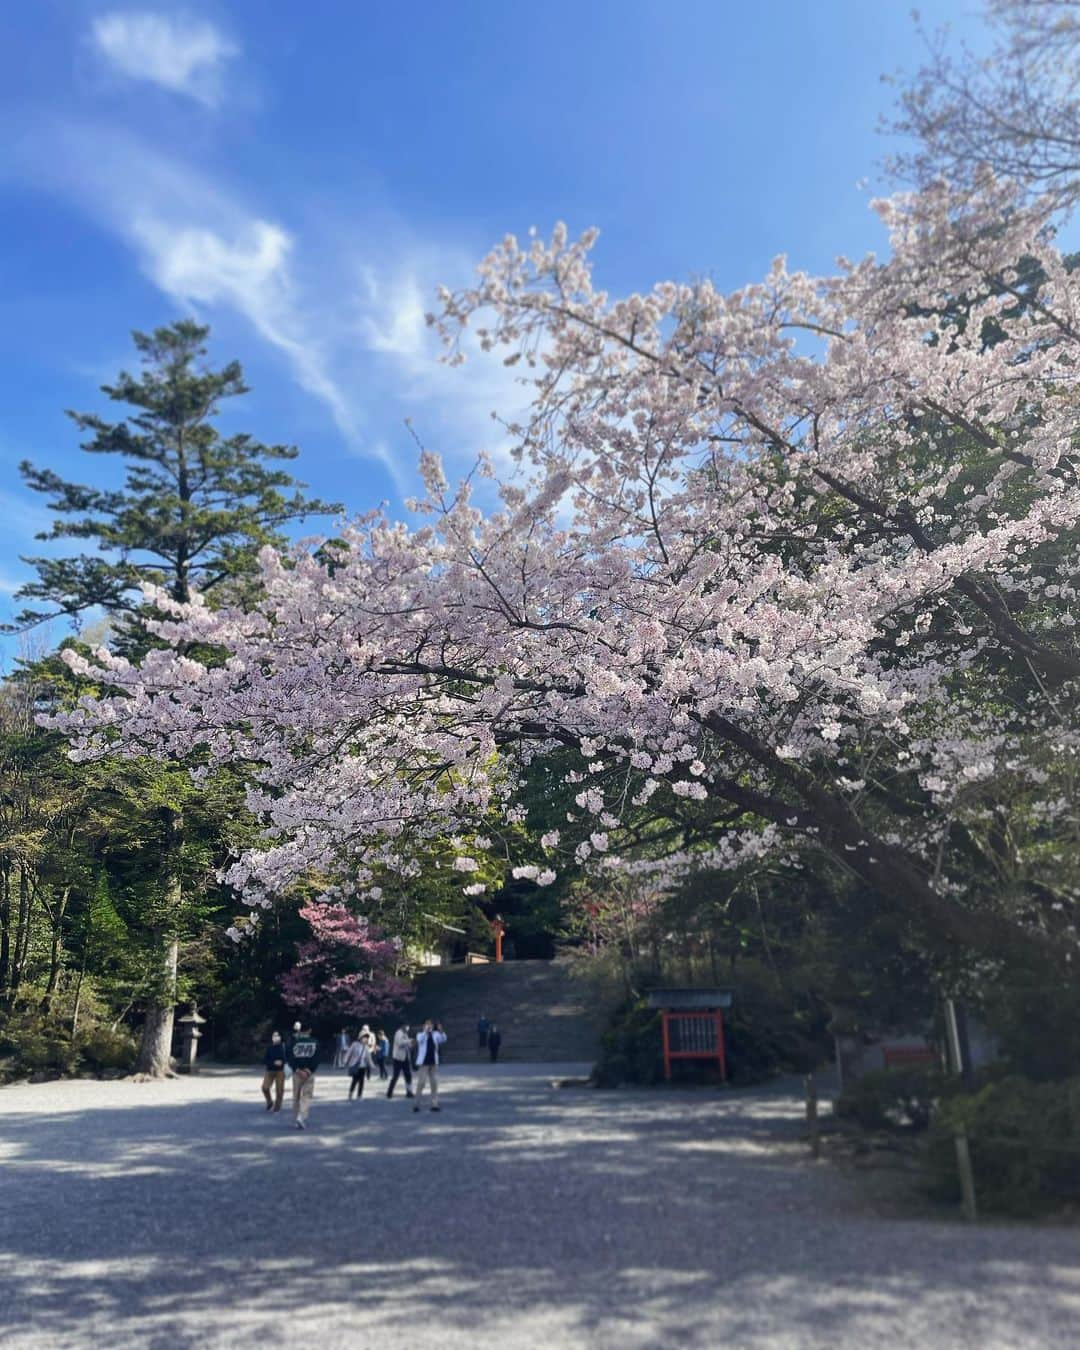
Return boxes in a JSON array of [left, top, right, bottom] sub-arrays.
[[134, 807, 183, 1077], [0, 863, 11, 1008], [70, 963, 86, 1038], [8, 862, 32, 1004], [134, 931, 179, 1076], [40, 886, 71, 1015]]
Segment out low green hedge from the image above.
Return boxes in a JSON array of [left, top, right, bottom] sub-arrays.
[[0, 1009, 137, 1082], [923, 1075, 1080, 1216]]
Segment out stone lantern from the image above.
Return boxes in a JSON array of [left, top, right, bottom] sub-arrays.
[[177, 1003, 207, 1073]]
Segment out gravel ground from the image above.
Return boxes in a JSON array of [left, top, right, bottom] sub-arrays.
[[1, 1062, 1078, 1349]]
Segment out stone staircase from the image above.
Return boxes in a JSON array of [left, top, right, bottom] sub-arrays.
[[399, 957, 602, 1063]]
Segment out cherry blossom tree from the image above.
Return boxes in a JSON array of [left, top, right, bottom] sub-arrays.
[[278, 902, 410, 1021], [889, 1, 1080, 211], [48, 175, 1080, 970]]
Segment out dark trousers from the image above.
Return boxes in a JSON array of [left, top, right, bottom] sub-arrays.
[[375, 1055, 387, 1079], [489, 1043, 501, 1062], [478, 1032, 488, 1050], [387, 1059, 413, 1096], [348, 1067, 367, 1098]]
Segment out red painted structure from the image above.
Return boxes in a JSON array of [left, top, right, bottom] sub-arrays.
[[882, 1044, 936, 1070], [491, 915, 505, 963], [660, 1009, 727, 1082]]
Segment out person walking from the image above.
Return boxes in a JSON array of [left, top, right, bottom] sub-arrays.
[[488, 1023, 503, 1063], [261, 1030, 287, 1110], [345, 1029, 373, 1099], [288, 1024, 321, 1129], [386, 1024, 415, 1098], [476, 1013, 490, 1053], [374, 1029, 390, 1079], [412, 1019, 447, 1113], [285, 1020, 302, 1076], [334, 1028, 350, 1070]]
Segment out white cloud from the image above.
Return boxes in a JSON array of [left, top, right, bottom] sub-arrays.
[[130, 215, 361, 446], [3, 121, 529, 499], [355, 260, 529, 475], [91, 11, 237, 107]]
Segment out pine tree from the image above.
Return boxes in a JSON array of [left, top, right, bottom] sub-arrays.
[[6, 320, 339, 1072], [8, 319, 340, 651]]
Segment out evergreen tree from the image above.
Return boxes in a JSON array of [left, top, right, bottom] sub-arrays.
[[7, 319, 340, 651], [5, 321, 339, 1073]]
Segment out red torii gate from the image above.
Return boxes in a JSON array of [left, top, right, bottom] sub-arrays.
[[646, 988, 733, 1082]]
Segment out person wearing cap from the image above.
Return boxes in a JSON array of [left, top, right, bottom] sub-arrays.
[[287, 1024, 321, 1129]]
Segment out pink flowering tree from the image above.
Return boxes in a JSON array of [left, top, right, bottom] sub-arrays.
[[279, 902, 411, 1022], [48, 175, 1080, 970]]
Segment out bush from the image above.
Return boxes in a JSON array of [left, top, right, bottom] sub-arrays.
[[0, 1009, 80, 1079], [835, 1065, 945, 1132], [923, 1075, 1080, 1216], [594, 999, 664, 1086], [76, 1025, 137, 1073]]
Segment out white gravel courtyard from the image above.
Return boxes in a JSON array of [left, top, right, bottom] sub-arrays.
[[1, 1063, 1078, 1348]]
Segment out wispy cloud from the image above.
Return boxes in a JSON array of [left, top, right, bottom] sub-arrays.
[[131, 215, 362, 446], [91, 11, 238, 107], [6, 123, 369, 461], [4, 120, 528, 500]]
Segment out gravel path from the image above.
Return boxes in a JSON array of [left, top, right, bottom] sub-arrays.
[[1, 1062, 1078, 1348]]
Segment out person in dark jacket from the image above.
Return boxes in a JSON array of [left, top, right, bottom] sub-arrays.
[[261, 1031, 286, 1111], [488, 1024, 503, 1063], [477, 1014, 490, 1052], [288, 1026, 321, 1129]]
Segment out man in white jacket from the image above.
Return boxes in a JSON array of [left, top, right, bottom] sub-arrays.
[[412, 1020, 447, 1112]]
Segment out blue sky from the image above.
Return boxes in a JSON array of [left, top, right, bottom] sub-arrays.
[[0, 1, 984, 657]]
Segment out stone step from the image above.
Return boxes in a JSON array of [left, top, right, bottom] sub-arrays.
[[398, 957, 602, 1065]]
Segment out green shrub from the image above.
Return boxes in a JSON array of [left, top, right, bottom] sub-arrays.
[[76, 1025, 137, 1073], [0, 1009, 79, 1078], [923, 1075, 1080, 1216], [594, 999, 664, 1086], [836, 1065, 945, 1132]]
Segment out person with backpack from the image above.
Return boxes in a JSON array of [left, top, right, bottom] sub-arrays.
[[287, 1024, 321, 1129]]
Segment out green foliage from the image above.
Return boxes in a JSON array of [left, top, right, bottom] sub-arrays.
[[976, 979, 1080, 1084], [0, 320, 341, 1073], [75, 1024, 137, 1073], [8, 319, 340, 650], [0, 1006, 80, 1078], [923, 1076, 1080, 1216], [835, 1065, 945, 1132], [594, 999, 664, 1087]]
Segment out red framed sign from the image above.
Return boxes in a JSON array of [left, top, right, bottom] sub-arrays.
[[661, 1009, 727, 1082]]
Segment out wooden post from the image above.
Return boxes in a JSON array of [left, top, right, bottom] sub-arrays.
[[491, 916, 505, 963], [805, 1072, 820, 1158], [715, 1010, 727, 1082], [945, 996, 978, 1222]]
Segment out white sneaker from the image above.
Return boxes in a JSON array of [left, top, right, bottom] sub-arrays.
[[296, 1119, 306, 1130]]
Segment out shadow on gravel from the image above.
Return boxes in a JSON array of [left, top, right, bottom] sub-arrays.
[[2, 1071, 1079, 1347]]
